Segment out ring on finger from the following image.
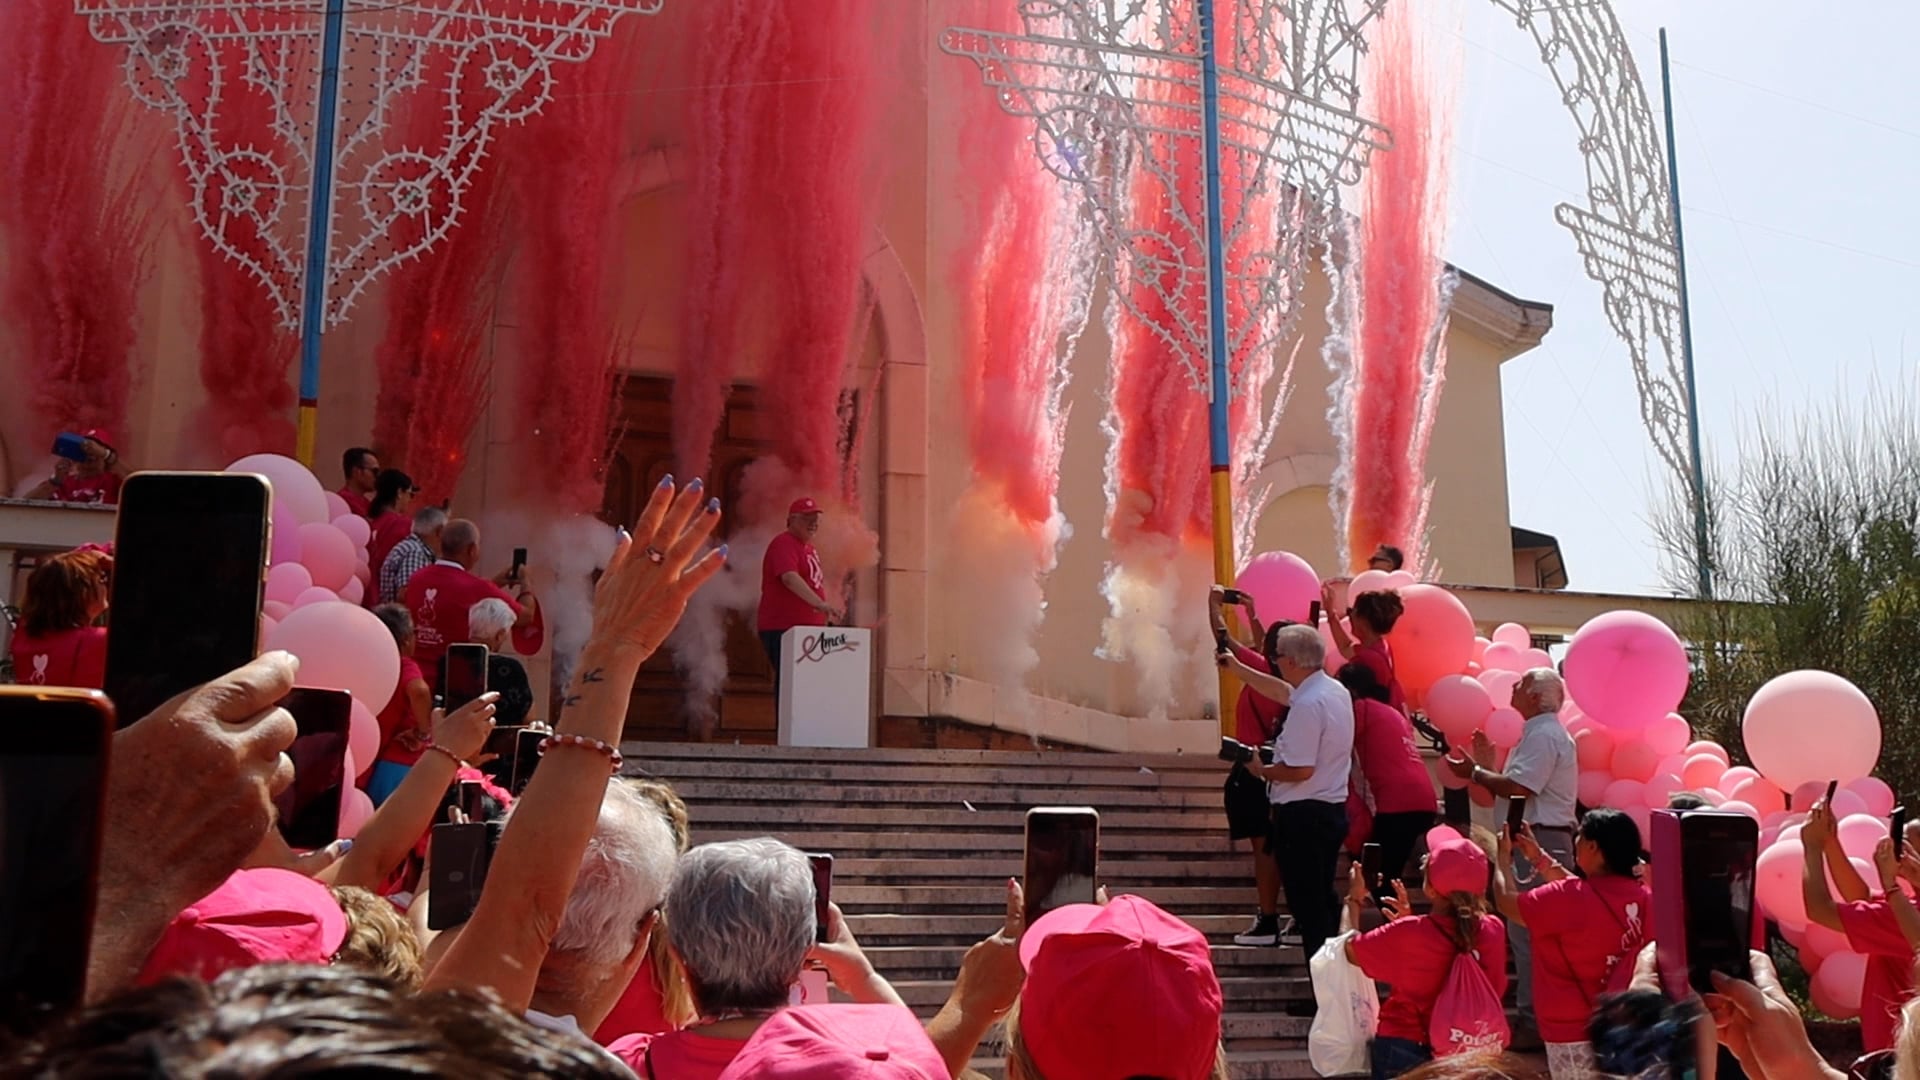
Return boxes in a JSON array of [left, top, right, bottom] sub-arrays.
[[645, 546, 665, 564]]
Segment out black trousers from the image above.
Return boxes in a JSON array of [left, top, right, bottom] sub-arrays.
[[1270, 799, 1349, 964], [1369, 809, 1436, 899], [760, 631, 784, 707]]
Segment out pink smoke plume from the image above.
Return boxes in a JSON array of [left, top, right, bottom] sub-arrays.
[[502, 33, 640, 513], [1340, 4, 1457, 574], [371, 16, 507, 506], [0, 0, 155, 451]]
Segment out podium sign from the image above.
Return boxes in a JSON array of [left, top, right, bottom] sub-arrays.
[[778, 627, 872, 748]]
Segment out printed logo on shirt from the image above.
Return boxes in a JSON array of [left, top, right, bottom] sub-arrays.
[[420, 588, 439, 621], [1448, 1027, 1506, 1052], [28, 655, 49, 684], [803, 552, 824, 592]]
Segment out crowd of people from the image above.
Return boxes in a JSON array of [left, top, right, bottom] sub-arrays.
[[3, 453, 1914, 1079]]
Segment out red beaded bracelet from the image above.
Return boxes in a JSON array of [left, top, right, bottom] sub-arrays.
[[539, 733, 623, 773]]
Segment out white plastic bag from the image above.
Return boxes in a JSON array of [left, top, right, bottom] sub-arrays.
[[1308, 929, 1379, 1077]]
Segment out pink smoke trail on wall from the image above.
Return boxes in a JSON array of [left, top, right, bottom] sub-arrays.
[[1341, 3, 1457, 573], [0, 0, 154, 451], [503, 34, 639, 513]]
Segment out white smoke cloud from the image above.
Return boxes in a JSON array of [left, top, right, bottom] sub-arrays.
[[478, 507, 617, 692], [945, 485, 1069, 720]]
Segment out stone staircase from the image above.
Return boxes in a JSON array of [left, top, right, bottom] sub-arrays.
[[629, 741, 1322, 1079]]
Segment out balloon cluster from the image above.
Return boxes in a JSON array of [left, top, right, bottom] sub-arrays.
[[229, 454, 398, 842], [1237, 549, 1892, 1018]]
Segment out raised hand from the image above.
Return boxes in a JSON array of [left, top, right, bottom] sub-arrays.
[[587, 476, 727, 665], [1381, 880, 1414, 921]]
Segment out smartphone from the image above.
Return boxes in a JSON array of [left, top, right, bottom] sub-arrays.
[[1024, 806, 1099, 926], [508, 727, 546, 796], [0, 688, 113, 1031], [1653, 809, 1759, 996], [1892, 805, 1908, 851], [442, 644, 490, 714], [457, 780, 487, 823], [104, 472, 270, 727], [482, 725, 526, 760], [1506, 796, 1529, 839], [51, 433, 91, 462], [427, 822, 496, 930], [1361, 842, 1383, 891], [808, 853, 834, 943], [1442, 787, 1470, 829], [273, 688, 351, 851], [1220, 588, 1246, 606], [1824, 779, 1839, 805], [1308, 599, 1322, 626], [510, 547, 528, 583]]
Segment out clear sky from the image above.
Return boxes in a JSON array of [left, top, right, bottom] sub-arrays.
[[1444, 1, 1920, 596]]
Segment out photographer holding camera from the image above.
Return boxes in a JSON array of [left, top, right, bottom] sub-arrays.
[[1210, 587, 1290, 947]]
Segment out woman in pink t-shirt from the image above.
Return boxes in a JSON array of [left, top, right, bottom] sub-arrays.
[[1344, 825, 1507, 1078], [1494, 809, 1650, 1080], [1324, 585, 1408, 715], [8, 549, 110, 690], [1338, 661, 1438, 899], [1799, 798, 1920, 1051]]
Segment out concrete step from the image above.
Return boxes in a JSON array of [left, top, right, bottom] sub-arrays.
[[664, 779, 1229, 810], [967, 1048, 1321, 1080], [697, 827, 1250, 856], [890, 974, 1311, 1009], [630, 741, 1220, 774], [863, 943, 1301, 981], [835, 884, 1259, 912], [845, 911, 1259, 943], [820, 856, 1251, 883], [685, 806, 1229, 835], [638, 757, 1228, 791]]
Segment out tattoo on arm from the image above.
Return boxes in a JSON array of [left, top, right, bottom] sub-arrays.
[[581, 668, 605, 684]]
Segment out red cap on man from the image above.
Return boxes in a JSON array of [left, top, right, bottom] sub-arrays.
[[789, 497, 821, 516]]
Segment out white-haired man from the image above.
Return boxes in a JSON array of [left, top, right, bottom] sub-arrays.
[[1445, 666, 1578, 1048], [520, 779, 682, 1038], [379, 505, 447, 604], [1227, 624, 1352, 991]]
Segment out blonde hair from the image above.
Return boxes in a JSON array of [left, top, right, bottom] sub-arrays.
[[329, 886, 424, 989], [1002, 999, 1230, 1080], [626, 777, 695, 1028], [1896, 993, 1920, 1080]]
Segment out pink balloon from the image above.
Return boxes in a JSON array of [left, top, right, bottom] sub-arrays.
[[1830, 790, 1870, 820], [1346, 570, 1395, 602], [1624, 804, 1652, 841], [1477, 668, 1521, 704], [343, 746, 359, 788], [324, 491, 351, 520], [1235, 552, 1321, 626], [1720, 766, 1762, 791], [1575, 727, 1617, 771], [293, 586, 339, 609], [1812, 951, 1868, 1018], [1564, 715, 1593, 738], [265, 561, 313, 604], [1789, 780, 1828, 811], [1383, 570, 1416, 588], [1778, 921, 1807, 949], [1426, 676, 1493, 739], [1846, 777, 1896, 819], [1804, 922, 1851, 962], [1759, 825, 1782, 850], [331, 513, 372, 550], [1481, 642, 1526, 673], [265, 603, 401, 709], [1644, 714, 1692, 757], [1756, 840, 1807, 924], [1837, 814, 1889, 862], [1438, 761, 1468, 791], [1611, 741, 1660, 783], [1471, 636, 1490, 664], [338, 787, 375, 840], [229, 453, 329, 526], [1521, 648, 1555, 671], [1319, 618, 1345, 675], [298, 523, 358, 592], [1728, 776, 1786, 818], [1578, 770, 1613, 807], [1698, 789, 1727, 807], [1645, 771, 1683, 805], [340, 577, 365, 606], [1778, 824, 1804, 846], [263, 599, 293, 621], [1686, 741, 1731, 766], [1602, 778, 1647, 811], [1387, 585, 1476, 699], [347, 698, 380, 777], [1563, 611, 1690, 731], [1486, 707, 1525, 749], [1743, 671, 1881, 792], [1682, 754, 1728, 790], [260, 613, 278, 640], [1720, 801, 1762, 822], [1491, 623, 1531, 650], [270, 502, 302, 567]]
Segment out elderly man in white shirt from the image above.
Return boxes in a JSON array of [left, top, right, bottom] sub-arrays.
[[1444, 666, 1578, 1047], [1231, 624, 1354, 983]]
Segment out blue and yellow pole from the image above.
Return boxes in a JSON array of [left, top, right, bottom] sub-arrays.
[[1198, 0, 1238, 735], [294, 0, 348, 467]]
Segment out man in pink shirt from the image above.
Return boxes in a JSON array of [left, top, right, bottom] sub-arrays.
[[404, 519, 538, 691], [757, 498, 839, 707]]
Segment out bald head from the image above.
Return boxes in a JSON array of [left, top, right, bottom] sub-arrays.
[[440, 519, 480, 569]]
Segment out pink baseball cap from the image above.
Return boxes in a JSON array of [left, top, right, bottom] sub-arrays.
[[1017, 896, 1223, 1080], [136, 868, 347, 985], [717, 1004, 947, 1080], [1425, 824, 1491, 896], [789, 497, 822, 516]]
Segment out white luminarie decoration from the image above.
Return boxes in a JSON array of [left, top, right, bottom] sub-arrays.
[[1494, 0, 1695, 491], [74, 0, 661, 330], [941, 0, 1392, 403]]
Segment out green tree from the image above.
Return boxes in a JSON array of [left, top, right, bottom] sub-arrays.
[[1656, 392, 1920, 796]]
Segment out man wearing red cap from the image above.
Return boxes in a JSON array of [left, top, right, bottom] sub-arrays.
[[758, 497, 840, 706], [26, 429, 129, 506]]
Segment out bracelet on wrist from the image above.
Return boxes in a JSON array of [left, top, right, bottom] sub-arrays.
[[424, 744, 464, 769], [540, 733, 623, 773]]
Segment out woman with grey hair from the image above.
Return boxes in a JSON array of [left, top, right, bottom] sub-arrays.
[[606, 837, 904, 1078], [468, 597, 534, 727]]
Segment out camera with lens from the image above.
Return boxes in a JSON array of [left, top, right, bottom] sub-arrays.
[[1217, 736, 1273, 766]]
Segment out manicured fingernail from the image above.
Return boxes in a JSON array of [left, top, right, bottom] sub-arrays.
[[706, 496, 720, 514], [715, 544, 729, 560], [688, 477, 703, 493], [336, 839, 354, 854], [658, 473, 673, 488]]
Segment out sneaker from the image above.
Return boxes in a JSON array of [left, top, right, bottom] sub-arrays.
[[1274, 916, 1298, 943], [1233, 914, 1280, 946]]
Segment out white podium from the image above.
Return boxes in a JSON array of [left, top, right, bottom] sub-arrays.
[[778, 626, 872, 748]]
